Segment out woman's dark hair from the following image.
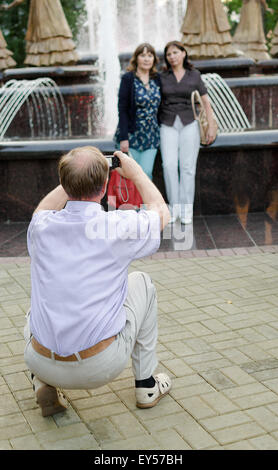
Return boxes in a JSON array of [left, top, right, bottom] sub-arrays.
[[127, 42, 159, 76], [163, 40, 194, 71]]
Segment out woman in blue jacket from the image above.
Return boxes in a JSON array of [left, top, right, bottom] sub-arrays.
[[114, 43, 161, 180]]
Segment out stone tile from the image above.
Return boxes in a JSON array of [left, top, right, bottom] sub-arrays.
[[160, 358, 194, 377], [154, 428, 192, 450], [0, 422, 32, 440], [10, 434, 42, 450], [224, 440, 255, 450], [110, 412, 147, 438], [221, 348, 252, 365], [0, 393, 20, 416], [170, 381, 216, 400], [78, 402, 128, 421], [23, 409, 57, 433], [178, 396, 216, 420], [199, 370, 236, 390], [101, 434, 161, 450], [53, 406, 82, 427], [232, 391, 278, 409], [0, 440, 12, 450], [246, 406, 278, 432], [211, 422, 265, 445], [4, 371, 30, 391], [201, 392, 239, 414], [72, 392, 120, 410], [0, 412, 26, 429], [42, 434, 99, 450], [36, 423, 91, 445], [223, 383, 271, 400], [248, 434, 278, 450], [200, 411, 252, 432], [220, 365, 256, 386], [175, 416, 218, 449], [88, 417, 123, 444]]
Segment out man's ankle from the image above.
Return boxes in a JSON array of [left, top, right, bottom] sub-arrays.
[[135, 376, 156, 388]]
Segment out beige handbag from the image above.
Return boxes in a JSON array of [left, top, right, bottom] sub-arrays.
[[191, 90, 218, 146]]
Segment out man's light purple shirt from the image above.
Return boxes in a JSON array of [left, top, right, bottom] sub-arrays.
[[27, 201, 160, 356]]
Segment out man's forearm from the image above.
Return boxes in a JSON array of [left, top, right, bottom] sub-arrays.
[[133, 172, 170, 230], [34, 185, 68, 214]]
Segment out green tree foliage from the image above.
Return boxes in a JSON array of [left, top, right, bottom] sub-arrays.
[[0, 0, 86, 67]]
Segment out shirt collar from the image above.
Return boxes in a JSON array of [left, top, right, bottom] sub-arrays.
[[65, 201, 103, 214]]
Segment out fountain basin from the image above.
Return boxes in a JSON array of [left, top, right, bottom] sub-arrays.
[[1, 129, 277, 222], [1, 68, 277, 139]]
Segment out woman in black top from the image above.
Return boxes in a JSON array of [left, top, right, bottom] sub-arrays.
[[114, 43, 161, 180], [159, 40, 215, 224]]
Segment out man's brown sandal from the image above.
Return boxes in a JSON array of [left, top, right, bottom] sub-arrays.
[[36, 385, 68, 417]]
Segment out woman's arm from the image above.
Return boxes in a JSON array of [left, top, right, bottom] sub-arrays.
[[201, 94, 217, 145], [118, 73, 133, 152]]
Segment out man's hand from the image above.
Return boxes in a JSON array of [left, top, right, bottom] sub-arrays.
[[114, 151, 143, 182], [112, 151, 170, 230]]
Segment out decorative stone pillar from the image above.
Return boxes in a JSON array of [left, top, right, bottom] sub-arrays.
[[0, 29, 16, 69], [270, 21, 278, 57]]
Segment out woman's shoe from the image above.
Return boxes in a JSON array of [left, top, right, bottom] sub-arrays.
[[181, 216, 192, 225], [135, 373, 172, 408], [181, 204, 193, 224]]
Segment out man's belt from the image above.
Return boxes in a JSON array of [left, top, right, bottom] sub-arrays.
[[31, 335, 116, 362]]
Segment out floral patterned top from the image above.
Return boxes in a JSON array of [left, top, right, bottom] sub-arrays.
[[115, 76, 161, 151]]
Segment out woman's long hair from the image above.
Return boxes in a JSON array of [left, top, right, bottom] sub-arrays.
[[127, 42, 159, 77], [163, 40, 193, 71]]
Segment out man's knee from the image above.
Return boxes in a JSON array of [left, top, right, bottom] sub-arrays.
[[128, 271, 157, 316], [129, 271, 155, 292]]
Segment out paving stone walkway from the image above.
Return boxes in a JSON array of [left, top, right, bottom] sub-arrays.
[[1, 249, 278, 450]]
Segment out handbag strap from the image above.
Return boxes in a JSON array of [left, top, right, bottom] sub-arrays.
[[191, 90, 204, 120], [119, 175, 129, 203]]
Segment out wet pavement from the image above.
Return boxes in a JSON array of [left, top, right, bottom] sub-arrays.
[[1, 211, 278, 257]]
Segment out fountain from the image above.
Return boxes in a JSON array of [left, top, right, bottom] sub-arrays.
[[85, 0, 188, 54], [201, 74, 251, 133], [0, 78, 68, 140], [0, 0, 277, 223]]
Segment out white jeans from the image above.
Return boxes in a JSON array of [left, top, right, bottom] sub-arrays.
[[160, 117, 200, 218], [24, 272, 158, 390]]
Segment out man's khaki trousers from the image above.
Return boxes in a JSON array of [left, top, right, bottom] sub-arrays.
[[24, 271, 158, 389]]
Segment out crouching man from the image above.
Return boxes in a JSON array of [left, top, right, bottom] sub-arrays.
[[24, 146, 171, 417]]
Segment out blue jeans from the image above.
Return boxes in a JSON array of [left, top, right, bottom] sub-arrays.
[[129, 148, 158, 180]]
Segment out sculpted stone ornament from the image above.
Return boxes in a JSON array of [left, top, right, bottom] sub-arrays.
[[232, 0, 271, 61], [1, 0, 79, 66], [181, 0, 239, 59], [270, 21, 278, 58], [0, 28, 16, 69]]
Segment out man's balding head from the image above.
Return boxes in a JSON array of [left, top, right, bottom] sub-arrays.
[[59, 146, 109, 200]]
